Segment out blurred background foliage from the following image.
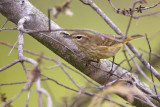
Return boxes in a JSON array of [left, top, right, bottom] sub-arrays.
[[0, 0, 160, 106]]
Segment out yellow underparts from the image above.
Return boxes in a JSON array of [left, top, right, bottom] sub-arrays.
[[120, 43, 123, 48]]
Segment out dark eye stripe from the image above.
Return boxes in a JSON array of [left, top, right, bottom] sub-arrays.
[[76, 36, 82, 39]]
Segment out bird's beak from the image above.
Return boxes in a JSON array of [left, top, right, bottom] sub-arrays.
[[61, 32, 71, 38]]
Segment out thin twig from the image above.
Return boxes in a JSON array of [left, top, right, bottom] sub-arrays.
[[58, 62, 81, 89], [127, 42, 160, 81], [134, 96, 156, 107], [0, 41, 100, 87], [125, 0, 140, 37], [8, 40, 18, 56], [123, 45, 160, 88], [140, 48, 160, 58], [80, 0, 122, 35], [39, 33, 76, 55], [70, 87, 85, 107], [133, 10, 160, 19], [122, 49, 132, 72], [21, 62, 29, 79], [0, 81, 26, 86], [0, 79, 48, 86], [108, 0, 160, 19], [0, 19, 8, 29], [36, 78, 52, 107], [145, 34, 160, 103], [0, 28, 17, 31], [1, 89, 24, 107], [20, 28, 124, 43], [81, 0, 160, 81], [41, 74, 126, 107], [25, 89, 31, 107], [62, 63, 100, 87], [0, 59, 20, 72], [48, 8, 51, 31]]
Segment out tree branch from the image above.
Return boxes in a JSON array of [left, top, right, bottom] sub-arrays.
[[0, 0, 159, 106]]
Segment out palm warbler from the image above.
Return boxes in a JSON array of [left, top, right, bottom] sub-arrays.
[[63, 32, 143, 61]]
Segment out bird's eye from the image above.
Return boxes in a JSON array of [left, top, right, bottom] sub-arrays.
[[76, 35, 82, 39]]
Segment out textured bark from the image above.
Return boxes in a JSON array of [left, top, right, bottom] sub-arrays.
[[0, 0, 159, 106]]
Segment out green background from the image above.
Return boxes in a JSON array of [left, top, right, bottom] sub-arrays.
[[0, 0, 160, 106]]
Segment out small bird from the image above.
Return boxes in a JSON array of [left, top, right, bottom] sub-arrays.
[[63, 32, 143, 62]]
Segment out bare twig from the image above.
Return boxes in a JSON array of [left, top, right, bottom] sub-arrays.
[[19, 28, 124, 43], [122, 49, 133, 72], [127, 43, 160, 81], [17, 16, 31, 59], [80, 0, 160, 81], [140, 49, 160, 58], [58, 62, 81, 89], [0, 19, 8, 29], [145, 34, 160, 103], [21, 62, 29, 79], [0, 41, 100, 87], [134, 96, 156, 107], [108, 0, 160, 19], [0, 59, 20, 72], [1, 90, 24, 107], [132, 10, 160, 19], [38, 90, 42, 107], [1, 0, 159, 106], [80, 0, 122, 35], [25, 89, 31, 107], [42, 74, 126, 107], [36, 78, 52, 107], [123, 45, 160, 88], [8, 40, 18, 56], [0, 28, 17, 31], [0, 15, 53, 107], [0, 79, 48, 86], [0, 81, 26, 86], [125, 0, 140, 37], [62, 63, 100, 87], [70, 87, 85, 107], [39, 33, 76, 55]]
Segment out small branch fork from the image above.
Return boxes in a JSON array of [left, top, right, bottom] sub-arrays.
[[80, 0, 160, 81], [80, 0, 160, 106], [145, 34, 160, 103], [0, 16, 104, 106], [0, 16, 52, 107], [1, 40, 160, 107], [0, 0, 160, 106], [0, 41, 126, 106], [108, 0, 160, 19]]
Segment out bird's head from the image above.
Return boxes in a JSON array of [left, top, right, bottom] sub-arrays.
[[63, 32, 92, 46]]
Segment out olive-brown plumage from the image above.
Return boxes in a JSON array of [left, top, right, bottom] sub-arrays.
[[64, 32, 143, 60]]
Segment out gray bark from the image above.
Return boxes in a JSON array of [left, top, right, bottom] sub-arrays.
[[0, 0, 159, 106]]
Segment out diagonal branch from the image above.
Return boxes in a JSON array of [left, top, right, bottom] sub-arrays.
[[80, 0, 160, 82], [0, 0, 159, 106]]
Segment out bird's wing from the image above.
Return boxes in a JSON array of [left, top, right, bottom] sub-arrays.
[[102, 34, 122, 46], [89, 33, 122, 46]]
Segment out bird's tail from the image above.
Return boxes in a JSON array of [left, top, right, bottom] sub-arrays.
[[124, 34, 144, 43]]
